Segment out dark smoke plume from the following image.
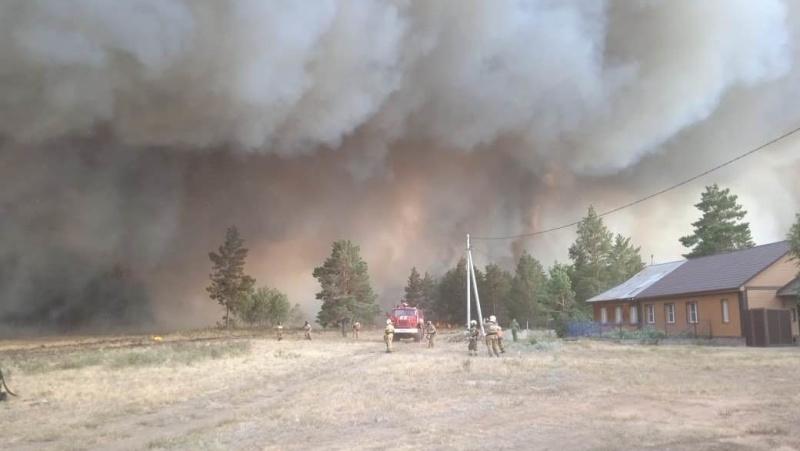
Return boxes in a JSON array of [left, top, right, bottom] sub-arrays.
[[1, 0, 799, 331]]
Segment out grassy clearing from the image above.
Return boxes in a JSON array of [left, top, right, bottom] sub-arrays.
[[5, 340, 251, 375], [1, 332, 798, 450]]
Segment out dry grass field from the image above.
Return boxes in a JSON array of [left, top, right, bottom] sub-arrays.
[[1, 329, 799, 450]]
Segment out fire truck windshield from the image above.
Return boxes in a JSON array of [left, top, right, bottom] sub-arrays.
[[393, 309, 417, 316]]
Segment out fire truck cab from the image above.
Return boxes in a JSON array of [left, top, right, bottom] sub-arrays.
[[388, 303, 424, 342]]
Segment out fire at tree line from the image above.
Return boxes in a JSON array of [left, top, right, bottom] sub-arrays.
[[208, 184, 800, 340]]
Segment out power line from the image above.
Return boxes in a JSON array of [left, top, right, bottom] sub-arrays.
[[471, 124, 800, 241]]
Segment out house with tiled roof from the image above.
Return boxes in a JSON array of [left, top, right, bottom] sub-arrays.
[[588, 241, 799, 346]]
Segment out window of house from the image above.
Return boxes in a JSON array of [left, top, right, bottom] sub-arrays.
[[615, 306, 623, 324], [600, 307, 608, 324], [665, 303, 675, 324], [721, 299, 730, 323], [687, 302, 698, 324], [792, 308, 797, 323], [646, 304, 655, 324], [630, 305, 638, 324]]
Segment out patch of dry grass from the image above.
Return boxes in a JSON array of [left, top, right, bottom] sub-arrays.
[[0, 332, 798, 450], [5, 340, 251, 375]]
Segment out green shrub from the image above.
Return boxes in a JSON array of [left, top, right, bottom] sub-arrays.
[[602, 327, 665, 344]]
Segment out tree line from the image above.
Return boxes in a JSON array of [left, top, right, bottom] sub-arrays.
[[403, 205, 645, 331], [207, 184, 800, 329]]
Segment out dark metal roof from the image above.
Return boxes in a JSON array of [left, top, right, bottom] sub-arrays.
[[778, 277, 800, 298], [636, 241, 791, 299]]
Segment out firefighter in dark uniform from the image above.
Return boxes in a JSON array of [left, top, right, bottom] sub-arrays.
[[467, 320, 479, 356]]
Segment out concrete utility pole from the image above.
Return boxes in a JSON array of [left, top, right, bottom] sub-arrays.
[[466, 234, 471, 328], [466, 234, 486, 335]]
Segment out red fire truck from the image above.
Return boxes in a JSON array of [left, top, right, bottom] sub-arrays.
[[388, 303, 424, 342]]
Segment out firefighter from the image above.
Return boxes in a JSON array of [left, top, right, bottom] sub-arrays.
[[467, 320, 479, 356], [493, 316, 506, 354], [276, 321, 284, 341], [425, 320, 437, 348], [352, 320, 361, 340], [303, 321, 312, 340], [384, 318, 395, 353], [484, 315, 502, 357], [510, 318, 520, 342]]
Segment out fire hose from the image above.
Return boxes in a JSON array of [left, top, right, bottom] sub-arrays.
[[0, 368, 17, 397]]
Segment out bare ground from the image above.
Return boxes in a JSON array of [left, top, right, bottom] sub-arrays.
[[1, 330, 799, 450]]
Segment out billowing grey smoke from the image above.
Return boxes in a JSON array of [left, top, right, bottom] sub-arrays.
[[1, 0, 799, 331]]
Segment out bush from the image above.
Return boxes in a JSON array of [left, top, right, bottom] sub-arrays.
[[238, 286, 290, 326], [602, 327, 665, 344]]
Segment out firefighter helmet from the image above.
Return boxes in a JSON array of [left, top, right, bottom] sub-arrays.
[[386, 318, 392, 325], [489, 315, 496, 322], [470, 320, 477, 326]]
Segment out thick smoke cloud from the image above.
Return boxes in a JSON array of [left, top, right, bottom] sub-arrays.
[[1, 0, 799, 331]]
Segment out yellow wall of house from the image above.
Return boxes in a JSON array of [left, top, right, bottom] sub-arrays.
[[594, 292, 742, 338], [746, 288, 784, 310], [746, 254, 797, 287], [663, 293, 740, 337], [593, 302, 640, 328], [745, 254, 800, 337]]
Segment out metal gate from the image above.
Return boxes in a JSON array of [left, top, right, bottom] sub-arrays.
[[747, 308, 792, 347]]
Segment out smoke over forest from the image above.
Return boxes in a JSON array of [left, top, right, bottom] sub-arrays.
[[1, 0, 799, 331]]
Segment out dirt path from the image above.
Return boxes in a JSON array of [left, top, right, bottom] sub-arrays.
[[106, 347, 379, 450]]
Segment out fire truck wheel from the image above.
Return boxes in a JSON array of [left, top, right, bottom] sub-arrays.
[[392, 334, 399, 342], [414, 333, 421, 342]]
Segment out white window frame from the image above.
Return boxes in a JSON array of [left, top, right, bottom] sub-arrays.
[[687, 302, 698, 324], [665, 304, 675, 324], [721, 299, 730, 323], [629, 305, 638, 325], [792, 308, 797, 323], [614, 306, 623, 324], [600, 307, 608, 324], [646, 304, 655, 324]]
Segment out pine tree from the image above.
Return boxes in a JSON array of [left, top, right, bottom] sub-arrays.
[[679, 184, 755, 258], [313, 240, 379, 329], [403, 267, 424, 306], [419, 271, 437, 313], [482, 263, 512, 321], [607, 234, 645, 286], [434, 258, 468, 324], [545, 262, 581, 337], [207, 226, 256, 328], [568, 206, 613, 304], [545, 262, 577, 315], [789, 213, 800, 269], [508, 251, 547, 326]]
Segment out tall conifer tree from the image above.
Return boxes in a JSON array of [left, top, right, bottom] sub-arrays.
[[680, 184, 754, 257]]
